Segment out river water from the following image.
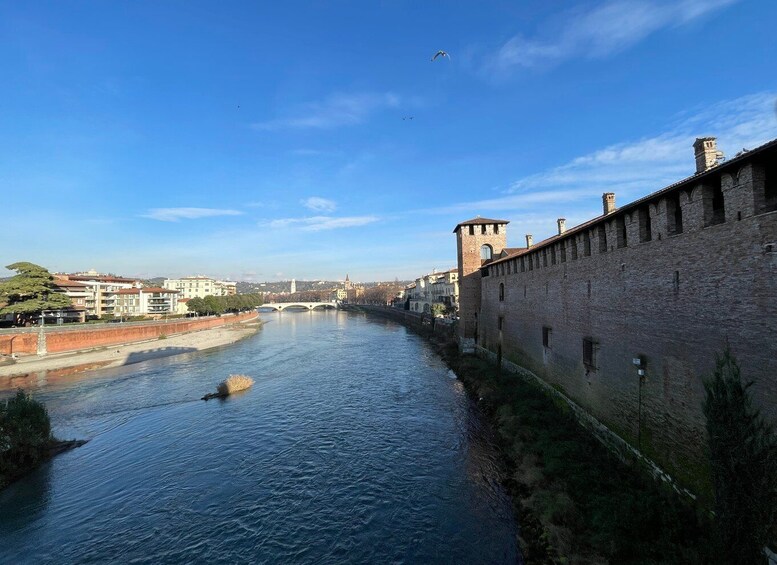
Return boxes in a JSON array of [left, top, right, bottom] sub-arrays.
[[0, 311, 519, 564]]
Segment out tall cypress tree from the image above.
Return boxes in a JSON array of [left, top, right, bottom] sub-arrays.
[[703, 349, 777, 564]]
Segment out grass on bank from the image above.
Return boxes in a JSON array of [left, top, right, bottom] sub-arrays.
[[443, 345, 715, 564]]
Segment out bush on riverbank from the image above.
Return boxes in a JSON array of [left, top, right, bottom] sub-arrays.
[[0, 390, 52, 489], [444, 350, 715, 564]]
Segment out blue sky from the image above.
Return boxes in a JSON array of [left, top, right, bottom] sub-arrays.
[[2, 0, 776, 282]]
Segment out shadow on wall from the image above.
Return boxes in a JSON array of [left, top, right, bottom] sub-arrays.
[[123, 347, 199, 366]]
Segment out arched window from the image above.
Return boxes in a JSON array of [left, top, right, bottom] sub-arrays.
[[480, 244, 493, 260], [499, 283, 505, 301]]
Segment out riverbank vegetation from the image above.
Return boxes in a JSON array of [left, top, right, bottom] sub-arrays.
[[439, 345, 715, 563], [185, 294, 263, 316], [0, 390, 85, 490]]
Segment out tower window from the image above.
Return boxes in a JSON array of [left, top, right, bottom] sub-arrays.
[[494, 224, 500, 234], [481, 225, 487, 235], [542, 326, 552, 348], [480, 245, 493, 260], [469, 225, 474, 235], [583, 232, 591, 256], [499, 283, 504, 301]]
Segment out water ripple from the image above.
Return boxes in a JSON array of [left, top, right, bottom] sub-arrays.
[[0, 311, 519, 564]]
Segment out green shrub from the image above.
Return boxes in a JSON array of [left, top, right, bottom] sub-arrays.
[[0, 390, 52, 488]]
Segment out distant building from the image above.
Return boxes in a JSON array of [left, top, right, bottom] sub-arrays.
[[407, 269, 459, 314], [51, 279, 90, 323], [163, 276, 236, 299], [115, 287, 179, 317], [55, 273, 141, 318], [290, 279, 296, 294]]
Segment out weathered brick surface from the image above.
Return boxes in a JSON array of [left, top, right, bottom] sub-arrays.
[[0, 312, 257, 355], [463, 151, 777, 482], [455, 221, 507, 340]]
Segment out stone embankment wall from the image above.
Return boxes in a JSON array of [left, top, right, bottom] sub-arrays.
[[0, 312, 258, 356], [353, 305, 456, 339], [475, 148, 777, 487]]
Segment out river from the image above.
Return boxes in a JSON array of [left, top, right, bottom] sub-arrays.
[[0, 311, 519, 564]]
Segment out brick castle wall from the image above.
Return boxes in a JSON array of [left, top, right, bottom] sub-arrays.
[[467, 152, 777, 487]]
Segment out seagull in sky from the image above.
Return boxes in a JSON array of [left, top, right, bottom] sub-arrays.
[[431, 50, 450, 62]]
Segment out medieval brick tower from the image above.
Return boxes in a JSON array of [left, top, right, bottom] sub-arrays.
[[454, 217, 508, 350]]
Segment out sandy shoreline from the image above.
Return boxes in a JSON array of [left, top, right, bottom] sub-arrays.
[[0, 317, 262, 389]]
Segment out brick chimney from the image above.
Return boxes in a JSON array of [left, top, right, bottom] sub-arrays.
[[525, 234, 533, 248], [557, 218, 566, 235], [693, 137, 723, 173], [602, 193, 616, 215]]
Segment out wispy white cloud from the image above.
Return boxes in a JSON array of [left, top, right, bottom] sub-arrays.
[[301, 197, 337, 213], [487, 0, 738, 74], [263, 215, 379, 231], [252, 92, 400, 131], [422, 92, 777, 225], [142, 207, 244, 222]]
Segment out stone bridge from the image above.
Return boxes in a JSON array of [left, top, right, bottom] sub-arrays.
[[260, 301, 340, 312]]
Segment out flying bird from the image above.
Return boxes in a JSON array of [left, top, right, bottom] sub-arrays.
[[431, 50, 450, 62], [402, 116, 414, 121]]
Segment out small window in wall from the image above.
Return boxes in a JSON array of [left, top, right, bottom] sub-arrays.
[[507, 261, 511, 275], [535, 255, 540, 270], [667, 193, 684, 235], [616, 216, 627, 248], [598, 225, 608, 253], [481, 225, 487, 235], [498, 316, 504, 330], [494, 224, 500, 234], [639, 206, 652, 242], [543, 249, 548, 267], [550, 245, 556, 265], [469, 225, 475, 236], [480, 244, 493, 260], [499, 283, 505, 301], [570, 239, 578, 260], [703, 181, 726, 226], [583, 232, 592, 256], [542, 326, 552, 349], [560, 243, 566, 263], [520, 257, 526, 272], [528, 255, 534, 271], [583, 338, 597, 373]]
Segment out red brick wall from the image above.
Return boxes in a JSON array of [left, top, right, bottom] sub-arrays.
[[0, 334, 38, 356], [0, 312, 257, 355]]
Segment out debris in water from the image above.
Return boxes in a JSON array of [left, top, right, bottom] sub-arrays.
[[202, 374, 254, 401]]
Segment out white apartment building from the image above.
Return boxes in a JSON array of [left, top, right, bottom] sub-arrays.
[[163, 276, 237, 299], [55, 274, 141, 318], [115, 287, 179, 317]]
